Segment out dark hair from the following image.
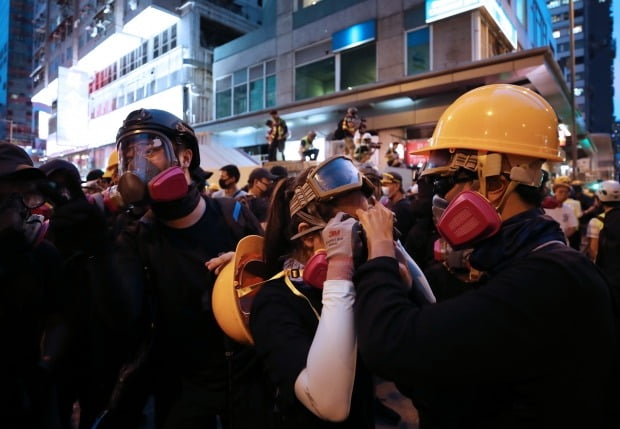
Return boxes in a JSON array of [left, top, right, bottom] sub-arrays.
[[263, 168, 338, 276], [220, 164, 241, 182], [269, 110, 278, 116]]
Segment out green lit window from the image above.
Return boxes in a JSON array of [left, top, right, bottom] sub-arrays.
[[295, 57, 335, 101], [215, 76, 232, 119]]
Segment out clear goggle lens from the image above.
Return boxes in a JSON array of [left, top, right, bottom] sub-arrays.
[[117, 132, 177, 181]]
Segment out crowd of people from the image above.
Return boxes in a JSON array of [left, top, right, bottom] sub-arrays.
[[1, 84, 619, 429]]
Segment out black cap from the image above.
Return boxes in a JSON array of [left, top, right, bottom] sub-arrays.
[[269, 165, 288, 179], [249, 167, 277, 184], [381, 171, 403, 185], [86, 169, 105, 181], [0, 143, 45, 181]]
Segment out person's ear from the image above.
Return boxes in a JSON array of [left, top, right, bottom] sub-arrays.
[[487, 175, 509, 205], [297, 222, 316, 250], [178, 148, 193, 169]]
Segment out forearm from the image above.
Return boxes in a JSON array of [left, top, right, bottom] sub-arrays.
[[294, 279, 357, 421]]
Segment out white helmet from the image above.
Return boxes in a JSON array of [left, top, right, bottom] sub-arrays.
[[596, 180, 620, 202]]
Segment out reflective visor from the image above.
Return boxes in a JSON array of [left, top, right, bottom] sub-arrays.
[[290, 156, 364, 216], [117, 131, 178, 182], [311, 156, 362, 197]]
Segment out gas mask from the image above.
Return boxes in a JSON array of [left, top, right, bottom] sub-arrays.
[[117, 131, 188, 205], [303, 249, 327, 289], [434, 190, 502, 250], [0, 185, 49, 250]]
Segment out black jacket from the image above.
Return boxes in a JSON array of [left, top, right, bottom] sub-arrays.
[[354, 209, 617, 429], [250, 276, 375, 429]]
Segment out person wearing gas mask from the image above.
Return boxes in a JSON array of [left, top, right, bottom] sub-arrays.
[[0, 143, 69, 428], [249, 155, 382, 428], [346, 85, 618, 428], [39, 159, 120, 429], [89, 109, 268, 429]]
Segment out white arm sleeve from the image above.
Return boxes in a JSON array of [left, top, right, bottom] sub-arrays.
[[294, 279, 357, 422]]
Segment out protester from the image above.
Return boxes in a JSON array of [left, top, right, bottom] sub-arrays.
[[212, 164, 247, 199], [250, 155, 378, 428], [241, 167, 276, 228], [594, 180, 620, 288], [380, 171, 413, 241], [88, 109, 270, 428], [267, 110, 289, 162], [299, 131, 319, 161], [39, 158, 116, 428], [347, 84, 617, 428], [0, 143, 69, 428], [543, 178, 578, 244], [334, 107, 360, 158]]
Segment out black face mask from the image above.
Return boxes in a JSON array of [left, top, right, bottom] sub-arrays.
[[150, 183, 201, 221], [218, 178, 231, 190]]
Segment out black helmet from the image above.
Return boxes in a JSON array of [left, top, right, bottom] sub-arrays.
[[116, 109, 200, 169]]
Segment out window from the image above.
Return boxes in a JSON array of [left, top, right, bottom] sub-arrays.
[[215, 76, 232, 119], [406, 27, 430, 75], [340, 42, 376, 90], [248, 64, 264, 112], [233, 69, 247, 115], [295, 57, 335, 101], [265, 60, 276, 108]]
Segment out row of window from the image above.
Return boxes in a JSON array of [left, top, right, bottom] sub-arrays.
[[214, 26, 430, 119], [89, 25, 178, 95], [215, 60, 277, 119]]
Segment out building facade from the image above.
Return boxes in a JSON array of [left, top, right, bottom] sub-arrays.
[[0, 0, 35, 154], [198, 0, 604, 178], [31, 0, 262, 174]]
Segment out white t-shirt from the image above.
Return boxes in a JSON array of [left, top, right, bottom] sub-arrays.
[[544, 204, 578, 241], [586, 213, 605, 240]]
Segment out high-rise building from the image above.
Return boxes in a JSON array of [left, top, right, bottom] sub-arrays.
[[547, 0, 615, 179], [31, 0, 262, 174], [0, 0, 35, 154], [198, 0, 604, 178]]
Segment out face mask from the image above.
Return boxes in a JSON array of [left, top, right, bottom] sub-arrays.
[[303, 249, 327, 289], [436, 190, 502, 250], [381, 186, 390, 196], [219, 178, 230, 190]]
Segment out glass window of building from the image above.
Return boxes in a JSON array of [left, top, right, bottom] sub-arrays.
[[233, 69, 247, 116], [249, 64, 264, 112], [215, 76, 232, 119], [406, 27, 430, 76], [295, 57, 335, 101], [340, 42, 376, 90], [266, 60, 276, 108]]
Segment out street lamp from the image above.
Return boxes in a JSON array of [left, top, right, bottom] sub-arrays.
[[1, 119, 14, 144]]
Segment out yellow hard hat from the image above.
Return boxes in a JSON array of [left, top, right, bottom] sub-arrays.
[[212, 235, 266, 345], [552, 175, 572, 190], [102, 149, 119, 178], [412, 84, 563, 162]]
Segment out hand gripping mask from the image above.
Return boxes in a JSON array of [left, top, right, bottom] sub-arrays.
[[436, 190, 501, 250], [303, 249, 327, 289]]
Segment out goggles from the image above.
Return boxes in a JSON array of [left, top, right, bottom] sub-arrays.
[[289, 155, 371, 216], [0, 181, 46, 209], [420, 149, 478, 178], [117, 131, 178, 182]]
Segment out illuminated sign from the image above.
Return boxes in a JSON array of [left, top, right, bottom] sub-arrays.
[[332, 20, 376, 53], [425, 0, 517, 48]]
